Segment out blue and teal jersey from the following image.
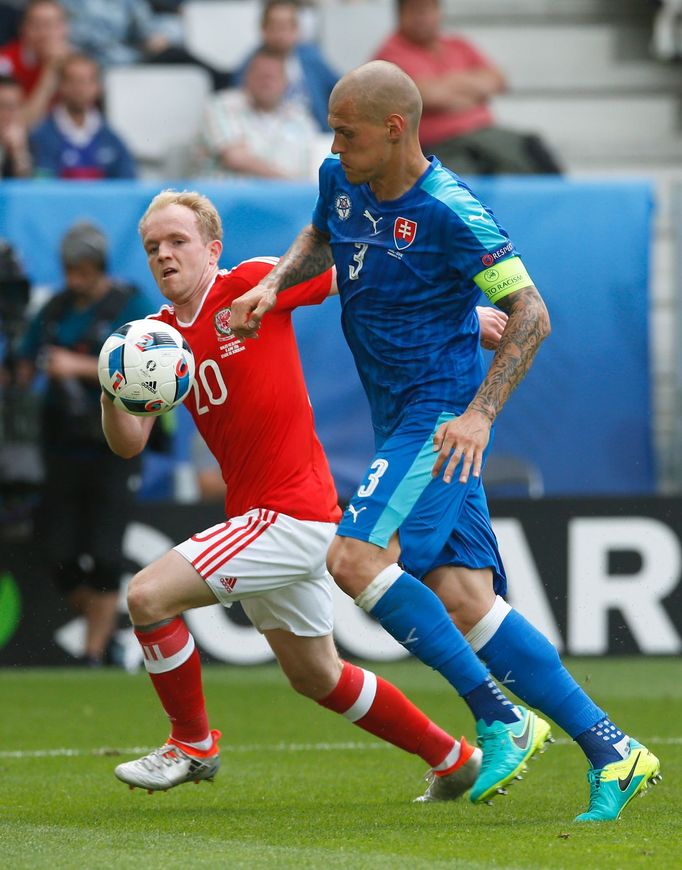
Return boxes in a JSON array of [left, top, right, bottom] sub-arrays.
[[312, 155, 524, 442]]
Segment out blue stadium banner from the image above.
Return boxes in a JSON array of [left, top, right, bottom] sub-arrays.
[[0, 178, 654, 496]]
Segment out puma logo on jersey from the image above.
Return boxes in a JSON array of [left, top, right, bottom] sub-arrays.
[[468, 209, 490, 223], [347, 505, 367, 523], [363, 209, 383, 235]]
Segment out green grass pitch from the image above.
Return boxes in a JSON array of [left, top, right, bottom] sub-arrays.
[[1, 658, 680, 869]]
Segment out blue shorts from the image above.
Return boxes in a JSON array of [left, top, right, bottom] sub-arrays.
[[337, 409, 507, 595]]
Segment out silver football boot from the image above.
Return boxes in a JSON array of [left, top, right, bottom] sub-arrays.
[[115, 729, 221, 793], [414, 742, 482, 802]]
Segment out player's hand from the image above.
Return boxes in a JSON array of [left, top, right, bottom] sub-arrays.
[[432, 409, 492, 484], [229, 284, 277, 339], [477, 305, 507, 350]]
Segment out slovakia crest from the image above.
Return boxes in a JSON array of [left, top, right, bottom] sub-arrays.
[[214, 307, 233, 338], [335, 192, 352, 221], [393, 217, 417, 250]]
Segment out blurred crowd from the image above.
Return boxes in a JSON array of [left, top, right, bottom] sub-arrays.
[[0, 0, 565, 182]]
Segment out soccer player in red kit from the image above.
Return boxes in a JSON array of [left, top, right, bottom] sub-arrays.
[[103, 188, 486, 799]]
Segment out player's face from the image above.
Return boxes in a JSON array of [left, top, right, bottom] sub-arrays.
[[141, 205, 222, 308], [329, 98, 393, 187]]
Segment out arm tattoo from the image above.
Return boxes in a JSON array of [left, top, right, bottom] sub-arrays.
[[469, 285, 551, 422], [264, 224, 334, 294]]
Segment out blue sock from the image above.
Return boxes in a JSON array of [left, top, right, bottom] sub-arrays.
[[477, 608, 605, 738], [575, 718, 631, 769], [462, 676, 520, 725], [367, 571, 515, 725]]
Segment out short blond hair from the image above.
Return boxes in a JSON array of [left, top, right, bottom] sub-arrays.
[[139, 189, 223, 243]]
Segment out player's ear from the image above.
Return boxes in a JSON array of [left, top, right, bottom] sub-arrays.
[[209, 239, 223, 264], [385, 112, 406, 141]]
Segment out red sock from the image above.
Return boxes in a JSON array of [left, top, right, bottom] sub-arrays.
[[318, 660, 458, 768], [135, 617, 209, 747]]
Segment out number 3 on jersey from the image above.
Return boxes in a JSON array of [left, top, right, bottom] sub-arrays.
[[349, 243, 368, 281], [192, 358, 228, 415], [357, 458, 389, 497]]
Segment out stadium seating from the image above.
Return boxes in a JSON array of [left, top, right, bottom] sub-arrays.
[[318, 0, 393, 73], [104, 64, 212, 176], [181, 0, 261, 72]]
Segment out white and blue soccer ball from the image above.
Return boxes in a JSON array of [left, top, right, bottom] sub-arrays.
[[98, 319, 195, 416]]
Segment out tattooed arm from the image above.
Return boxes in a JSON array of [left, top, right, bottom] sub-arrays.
[[432, 284, 551, 484], [229, 224, 333, 338]]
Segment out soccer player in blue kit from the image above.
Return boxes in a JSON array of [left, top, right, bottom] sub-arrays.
[[230, 60, 661, 820]]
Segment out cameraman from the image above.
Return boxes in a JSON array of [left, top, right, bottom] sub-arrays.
[[17, 221, 152, 666]]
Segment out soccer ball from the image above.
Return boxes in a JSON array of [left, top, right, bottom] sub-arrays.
[[98, 319, 195, 416]]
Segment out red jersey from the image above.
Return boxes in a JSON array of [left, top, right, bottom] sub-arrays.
[[0, 41, 43, 94], [151, 259, 341, 525]]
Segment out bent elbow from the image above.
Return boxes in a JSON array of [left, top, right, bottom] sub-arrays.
[[118, 445, 143, 460], [106, 438, 144, 460]]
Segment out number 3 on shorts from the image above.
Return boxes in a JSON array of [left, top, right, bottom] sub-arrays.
[[357, 458, 389, 498]]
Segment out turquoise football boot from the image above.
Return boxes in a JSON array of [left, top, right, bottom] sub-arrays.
[[574, 740, 662, 822], [470, 706, 553, 804]]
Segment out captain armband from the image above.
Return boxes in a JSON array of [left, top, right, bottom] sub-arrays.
[[473, 256, 533, 305]]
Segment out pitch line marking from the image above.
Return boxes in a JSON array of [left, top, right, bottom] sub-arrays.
[[1, 736, 681, 759]]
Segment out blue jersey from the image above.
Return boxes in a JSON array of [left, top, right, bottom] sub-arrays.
[[312, 155, 520, 442]]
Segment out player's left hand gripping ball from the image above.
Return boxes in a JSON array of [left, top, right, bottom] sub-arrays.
[[98, 319, 195, 416]]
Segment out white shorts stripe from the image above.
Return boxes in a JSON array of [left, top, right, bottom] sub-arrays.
[[142, 634, 195, 675], [174, 509, 336, 635], [194, 519, 256, 575], [192, 518, 255, 573], [198, 513, 276, 577], [342, 669, 377, 722]]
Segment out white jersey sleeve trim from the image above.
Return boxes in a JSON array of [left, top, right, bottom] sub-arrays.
[[229, 256, 280, 271]]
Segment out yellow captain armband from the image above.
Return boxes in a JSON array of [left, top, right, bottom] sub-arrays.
[[473, 256, 533, 304]]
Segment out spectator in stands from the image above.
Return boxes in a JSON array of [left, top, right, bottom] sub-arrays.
[[0, 73, 32, 176], [60, 0, 173, 68], [236, 0, 338, 131], [16, 221, 151, 667], [30, 53, 136, 178], [0, 0, 71, 129], [196, 48, 318, 179], [59, 0, 231, 90], [374, 0, 561, 175]]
